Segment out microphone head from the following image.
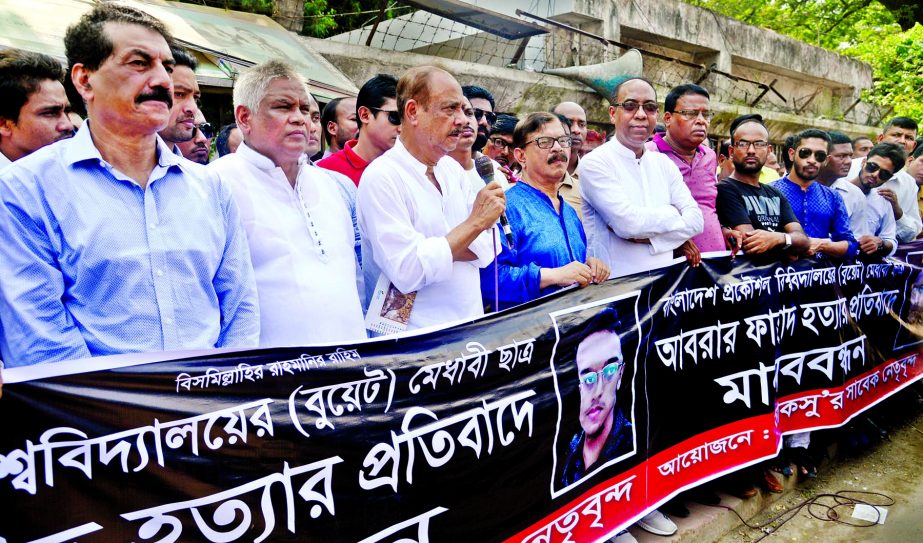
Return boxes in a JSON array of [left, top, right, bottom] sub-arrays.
[[474, 155, 495, 183]]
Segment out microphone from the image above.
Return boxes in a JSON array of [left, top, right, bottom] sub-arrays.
[[474, 155, 515, 250]]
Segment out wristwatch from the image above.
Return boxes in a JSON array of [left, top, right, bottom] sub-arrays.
[[782, 233, 792, 249]]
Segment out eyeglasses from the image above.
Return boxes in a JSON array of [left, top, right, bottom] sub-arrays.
[[474, 108, 497, 125], [192, 122, 214, 140], [578, 360, 623, 391], [369, 107, 401, 126], [613, 100, 659, 114], [489, 136, 511, 150], [524, 135, 573, 149], [864, 161, 895, 181], [734, 139, 770, 150], [671, 109, 714, 121], [796, 148, 828, 162]]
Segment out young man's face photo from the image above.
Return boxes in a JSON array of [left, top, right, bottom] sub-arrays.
[[576, 331, 624, 439]]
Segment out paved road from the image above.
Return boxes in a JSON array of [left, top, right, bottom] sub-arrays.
[[716, 388, 923, 543]]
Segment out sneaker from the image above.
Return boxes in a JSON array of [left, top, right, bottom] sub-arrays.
[[636, 509, 678, 536], [609, 530, 638, 543]]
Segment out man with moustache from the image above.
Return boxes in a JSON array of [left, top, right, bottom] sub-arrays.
[[209, 60, 365, 346], [447, 97, 480, 176], [716, 114, 809, 258], [480, 112, 608, 311], [0, 50, 76, 166], [157, 46, 200, 153], [553, 101, 588, 216], [647, 84, 732, 265], [579, 77, 703, 279], [0, 4, 258, 366], [849, 143, 902, 257], [318, 74, 400, 186], [177, 110, 212, 164], [485, 113, 520, 171], [358, 66, 506, 331], [771, 129, 858, 259]]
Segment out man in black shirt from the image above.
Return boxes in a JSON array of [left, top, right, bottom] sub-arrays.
[[717, 114, 809, 257]]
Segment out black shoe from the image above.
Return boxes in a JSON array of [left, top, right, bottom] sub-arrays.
[[688, 487, 721, 505], [660, 498, 690, 518]]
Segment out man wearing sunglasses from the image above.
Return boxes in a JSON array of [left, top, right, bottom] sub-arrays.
[[318, 74, 399, 186], [579, 77, 703, 279], [177, 110, 212, 165], [462, 85, 496, 152], [771, 129, 857, 258], [157, 46, 200, 155], [561, 309, 637, 542], [848, 143, 903, 257]]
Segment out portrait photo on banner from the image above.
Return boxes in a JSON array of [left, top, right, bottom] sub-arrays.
[[547, 291, 642, 497], [895, 250, 923, 349]]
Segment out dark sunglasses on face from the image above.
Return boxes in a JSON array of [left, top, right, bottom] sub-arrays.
[[613, 100, 659, 114], [369, 107, 401, 126], [473, 108, 497, 125], [864, 161, 894, 181], [796, 148, 828, 162], [192, 122, 214, 140]]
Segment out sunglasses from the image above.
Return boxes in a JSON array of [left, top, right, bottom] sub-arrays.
[[864, 161, 895, 181], [192, 122, 214, 140], [474, 108, 497, 125], [672, 109, 714, 121], [613, 100, 659, 114], [369, 107, 401, 126], [489, 137, 511, 150], [578, 360, 623, 391], [796, 148, 828, 162]]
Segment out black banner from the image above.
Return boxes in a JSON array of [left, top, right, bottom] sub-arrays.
[[3, 249, 923, 543]]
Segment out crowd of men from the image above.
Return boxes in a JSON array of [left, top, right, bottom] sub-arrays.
[[1, 4, 922, 541]]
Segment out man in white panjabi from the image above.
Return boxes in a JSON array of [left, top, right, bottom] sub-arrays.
[[358, 66, 506, 331], [209, 60, 365, 346], [579, 78, 703, 278]]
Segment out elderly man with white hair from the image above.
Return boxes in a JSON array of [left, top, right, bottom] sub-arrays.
[[209, 60, 366, 346]]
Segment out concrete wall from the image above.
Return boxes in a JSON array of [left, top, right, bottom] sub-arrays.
[[303, 36, 878, 142]]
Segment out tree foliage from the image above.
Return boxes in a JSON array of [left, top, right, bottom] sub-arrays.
[[685, 0, 923, 122]]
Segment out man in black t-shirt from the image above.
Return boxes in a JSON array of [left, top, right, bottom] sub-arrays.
[[716, 115, 809, 257]]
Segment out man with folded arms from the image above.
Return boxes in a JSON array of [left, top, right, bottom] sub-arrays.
[[579, 77, 703, 279], [209, 60, 366, 346], [358, 66, 505, 331], [0, 4, 258, 366]]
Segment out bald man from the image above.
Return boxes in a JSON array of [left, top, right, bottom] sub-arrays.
[[357, 66, 506, 331]]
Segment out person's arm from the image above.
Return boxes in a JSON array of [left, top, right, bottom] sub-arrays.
[[578, 154, 688, 242], [827, 191, 859, 258], [648, 164, 704, 254], [452, 179, 505, 267], [889, 176, 922, 241], [0, 171, 91, 365], [213, 177, 260, 348]]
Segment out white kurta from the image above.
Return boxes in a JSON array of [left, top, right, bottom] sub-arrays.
[[578, 138, 703, 278], [209, 143, 366, 346], [358, 139, 500, 331], [884, 170, 922, 242]]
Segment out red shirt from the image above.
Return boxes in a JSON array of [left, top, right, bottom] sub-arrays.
[[316, 139, 368, 186]]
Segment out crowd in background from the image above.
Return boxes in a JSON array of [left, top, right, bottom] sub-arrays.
[[1, 4, 922, 542]]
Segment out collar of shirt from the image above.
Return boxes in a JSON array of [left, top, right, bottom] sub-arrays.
[[0, 150, 11, 169], [234, 141, 307, 179], [343, 139, 369, 169], [606, 136, 646, 161], [650, 132, 703, 159], [62, 121, 183, 173]]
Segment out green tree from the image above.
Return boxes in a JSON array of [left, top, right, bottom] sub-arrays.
[[685, 0, 923, 121]]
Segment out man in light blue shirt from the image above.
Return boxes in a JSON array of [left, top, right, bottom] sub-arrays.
[[850, 143, 903, 258], [0, 4, 259, 366]]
